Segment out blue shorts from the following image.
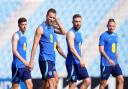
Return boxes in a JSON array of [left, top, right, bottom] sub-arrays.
[[12, 67, 31, 83], [100, 64, 122, 80], [66, 63, 89, 82], [39, 60, 56, 80]]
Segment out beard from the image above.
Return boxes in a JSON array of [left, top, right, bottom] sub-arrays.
[[74, 25, 81, 31], [21, 28, 26, 33], [108, 28, 115, 33], [49, 21, 53, 25]]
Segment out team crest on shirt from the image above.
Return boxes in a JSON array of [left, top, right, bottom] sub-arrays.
[[23, 43, 27, 51], [50, 34, 53, 43], [112, 43, 116, 53]]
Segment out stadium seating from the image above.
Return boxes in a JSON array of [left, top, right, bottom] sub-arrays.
[[0, 1, 22, 25]]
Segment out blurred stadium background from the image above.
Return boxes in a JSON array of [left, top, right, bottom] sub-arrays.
[[0, 0, 128, 89]]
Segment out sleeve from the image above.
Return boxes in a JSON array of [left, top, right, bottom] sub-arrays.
[[99, 34, 105, 46]]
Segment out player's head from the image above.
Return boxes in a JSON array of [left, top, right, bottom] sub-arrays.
[[72, 14, 82, 31], [107, 18, 116, 33], [18, 17, 27, 33], [46, 8, 56, 25]]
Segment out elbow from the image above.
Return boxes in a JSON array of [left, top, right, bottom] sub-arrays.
[[70, 47, 75, 53], [99, 48, 103, 53], [99, 50, 103, 54], [100, 50, 105, 56], [12, 49, 17, 55]]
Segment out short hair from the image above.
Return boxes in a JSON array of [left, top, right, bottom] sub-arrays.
[[18, 17, 27, 24], [46, 8, 56, 16], [108, 18, 115, 24], [73, 14, 82, 21]]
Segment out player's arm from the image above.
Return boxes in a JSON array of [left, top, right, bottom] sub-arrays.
[[12, 33, 28, 66], [29, 26, 43, 70], [99, 46, 110, 61], [116, 51, 118, 60], [99, 45, 115, 65], [53, 17, 67, 35], [67, 31, 84, 67], [56, 42, 66, 59]]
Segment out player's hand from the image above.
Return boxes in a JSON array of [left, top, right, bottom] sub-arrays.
[[28, 61, 34, 71], [55, 16, 59, 23], [108, 59, 115, 66], [52, 16, 58, 24], [80, 59, 85, 67], [24, 61, 29, 67]]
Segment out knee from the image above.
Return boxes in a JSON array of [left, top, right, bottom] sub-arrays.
[[54, 78, 59, 86], [54, 74, 59, 86], [69, 82, 75, 88], [100, 80, 107, 87], [117, 76, 124, 84], [11, 84, 19, 89], [56, 78, 59, 84], [84, 78, 91, 86], [27, 81, 33, 89], [48, 79, 56, 88], [29, 82, 33, 89], [54, 79, 58, 88]]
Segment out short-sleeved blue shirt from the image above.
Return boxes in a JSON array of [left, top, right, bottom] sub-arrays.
[[99, 31, 118, 66]]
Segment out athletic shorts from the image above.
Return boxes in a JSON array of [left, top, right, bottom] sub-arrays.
[[12, 67, 31, 83], [66, 63, 89, 82], [39, 60, 56, 80], [100, 64, 122, 80]]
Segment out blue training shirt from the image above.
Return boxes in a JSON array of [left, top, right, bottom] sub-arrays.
[[66, 27, 83, 64], [12, 31, 27, 68], [39, 22, 57, 62], [99, 31, 118, 66]]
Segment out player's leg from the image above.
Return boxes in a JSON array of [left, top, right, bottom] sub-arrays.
[[39, 60, 56, 89], [69, 82, 75, 89], [53, 71, 58, 89], [99, 80, 107, 89], [52, 62, 59, 89], [38, 80, 47, 89], [66, 63, 77, 89], [11, 66, 20, 89], [99, 66, 111, 89], [116, 75, 124, 89], [46, 78, 56, 89], [46, 61, 56, 89], [24, 79, 33, 89], [75, 64, 91, 89], [80, 78, 91, 89], [21, 68, 33, 89], [11, 83, 19, 89], [43, 80, 47, 89], [39, 60, 48, 89], [112, 64, 124, 89]]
